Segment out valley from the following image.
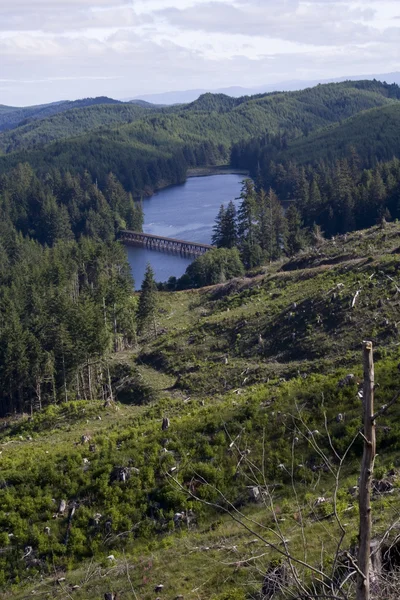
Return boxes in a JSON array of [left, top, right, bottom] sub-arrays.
[[0, 79, 400, 600], [125, 173, 243, 288]]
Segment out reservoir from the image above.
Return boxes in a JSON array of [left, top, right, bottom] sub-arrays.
[[126, 173, 244, 288]]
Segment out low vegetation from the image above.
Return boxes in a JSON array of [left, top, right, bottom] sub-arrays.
[[0, 222, 399, 598]]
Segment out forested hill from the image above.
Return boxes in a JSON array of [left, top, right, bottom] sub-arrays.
[[0, 96, 122, 133], [0, 80, 399, 197], [276, 102, 400, 167], [0, 103, 157, 154]]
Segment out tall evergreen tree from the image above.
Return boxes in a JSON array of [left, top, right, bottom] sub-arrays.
[[222, 201, 238, 248], [258, 188, 287, 261], [308, 177, 322, 224], [237, 179, 261, 267], [126, 195, 144, 231], [212, 202, 238, 248], [286, 204, 304, 256], [137, 264, 158, 335], [212, 205, 226, 247]]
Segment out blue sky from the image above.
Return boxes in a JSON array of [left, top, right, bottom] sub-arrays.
[[1, 0, 400, 105]]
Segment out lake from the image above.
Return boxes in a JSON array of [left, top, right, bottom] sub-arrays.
[[126, 174, 245, 289]]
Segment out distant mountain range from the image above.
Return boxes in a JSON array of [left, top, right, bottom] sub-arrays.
[[3, 72, 400, 134], [129, 72, 400, 105]]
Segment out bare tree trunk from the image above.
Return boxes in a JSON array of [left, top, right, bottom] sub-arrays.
[[357, 341, 376, 600], [80, 370, 87, 401], [87, 360, 92, 400], [61, 342, 68, 403], [36, 380, 42, 411], [52, 374, 57, 405], [76, 373, 81, 400], [153, 315, 157, 338], [113, 303, 118, 352], [107, 365, 114, 402], [103, 297, 107, 326]]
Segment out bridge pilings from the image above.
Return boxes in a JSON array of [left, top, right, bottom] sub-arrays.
[[119, 230, 214, 257]]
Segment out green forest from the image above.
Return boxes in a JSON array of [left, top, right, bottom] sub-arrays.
[[1, 80, 399, 196], [0, 165, 144, 416]]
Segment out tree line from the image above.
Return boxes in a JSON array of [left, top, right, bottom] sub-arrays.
[[0, 163, 143, 246], [182, 151, 400, 286], [209, 180, 304, 268], [0, 231, 136, 417], [230, 150, 400, 239]]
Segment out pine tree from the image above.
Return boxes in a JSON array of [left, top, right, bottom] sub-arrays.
[[222, 201, 238, 248], [237, 179, 256, 240], [258, 188, 287, 261], [212, 205, 226, 247], [212, 202, 238, 248], [105, 172, 127, 213], [137, 264, 158, 335], [295, 167, 310, 221], [126, 195, 144, 231], [308, 177, 322, 224], [237, 179, 260, 266], [336, 159, 355, 233], [286, 204, 305, 256], [368, 170, 387, 220]]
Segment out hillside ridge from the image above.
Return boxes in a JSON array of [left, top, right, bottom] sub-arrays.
[[1, 222, 399, 599], [1, 79, 399, 198]]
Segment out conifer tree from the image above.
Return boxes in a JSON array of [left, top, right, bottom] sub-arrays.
[[212, 202, 238, 248], [222, 201, 238, 248], [212, 205, 226, 247], [237, 179, 257, 241], [258, 188, 287, 261], [368, 170, 387, 218], [286, 204, 305, 256], [237, 179, 261, 267], [126, 195, 144, 231], [137, 264, 158, 336], [308, 177, 322, 224], [295, 167, 310, 220], [336, 159, 355, 233]]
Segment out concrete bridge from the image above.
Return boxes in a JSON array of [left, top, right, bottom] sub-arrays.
[[120, 230, 215, 257]]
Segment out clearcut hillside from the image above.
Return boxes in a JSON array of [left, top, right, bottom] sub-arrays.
[[1, 222, 399, 600]]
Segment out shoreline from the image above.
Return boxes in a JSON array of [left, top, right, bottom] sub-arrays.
[[140, 166, 249, 199], [186, 166, 249, 178]]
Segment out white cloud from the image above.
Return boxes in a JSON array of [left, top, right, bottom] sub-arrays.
[[156, 1, 389, 46], [0, 0, 399, 105], [0, 2, 147, 32]]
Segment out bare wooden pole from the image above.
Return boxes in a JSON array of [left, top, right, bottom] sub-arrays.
[[357, 341, 376, 600]]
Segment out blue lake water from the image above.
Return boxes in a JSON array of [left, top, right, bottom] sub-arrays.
[[126, 174, 244, 289]]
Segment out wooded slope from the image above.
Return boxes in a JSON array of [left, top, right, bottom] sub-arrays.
[[1, 80, 398, 196]]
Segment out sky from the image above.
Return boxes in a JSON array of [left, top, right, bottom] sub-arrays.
[[1, 0, 400, 106]]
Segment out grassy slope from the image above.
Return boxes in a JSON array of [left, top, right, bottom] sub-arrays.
[[143, 223, 400, 395], [1, 223, 400, 599]]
